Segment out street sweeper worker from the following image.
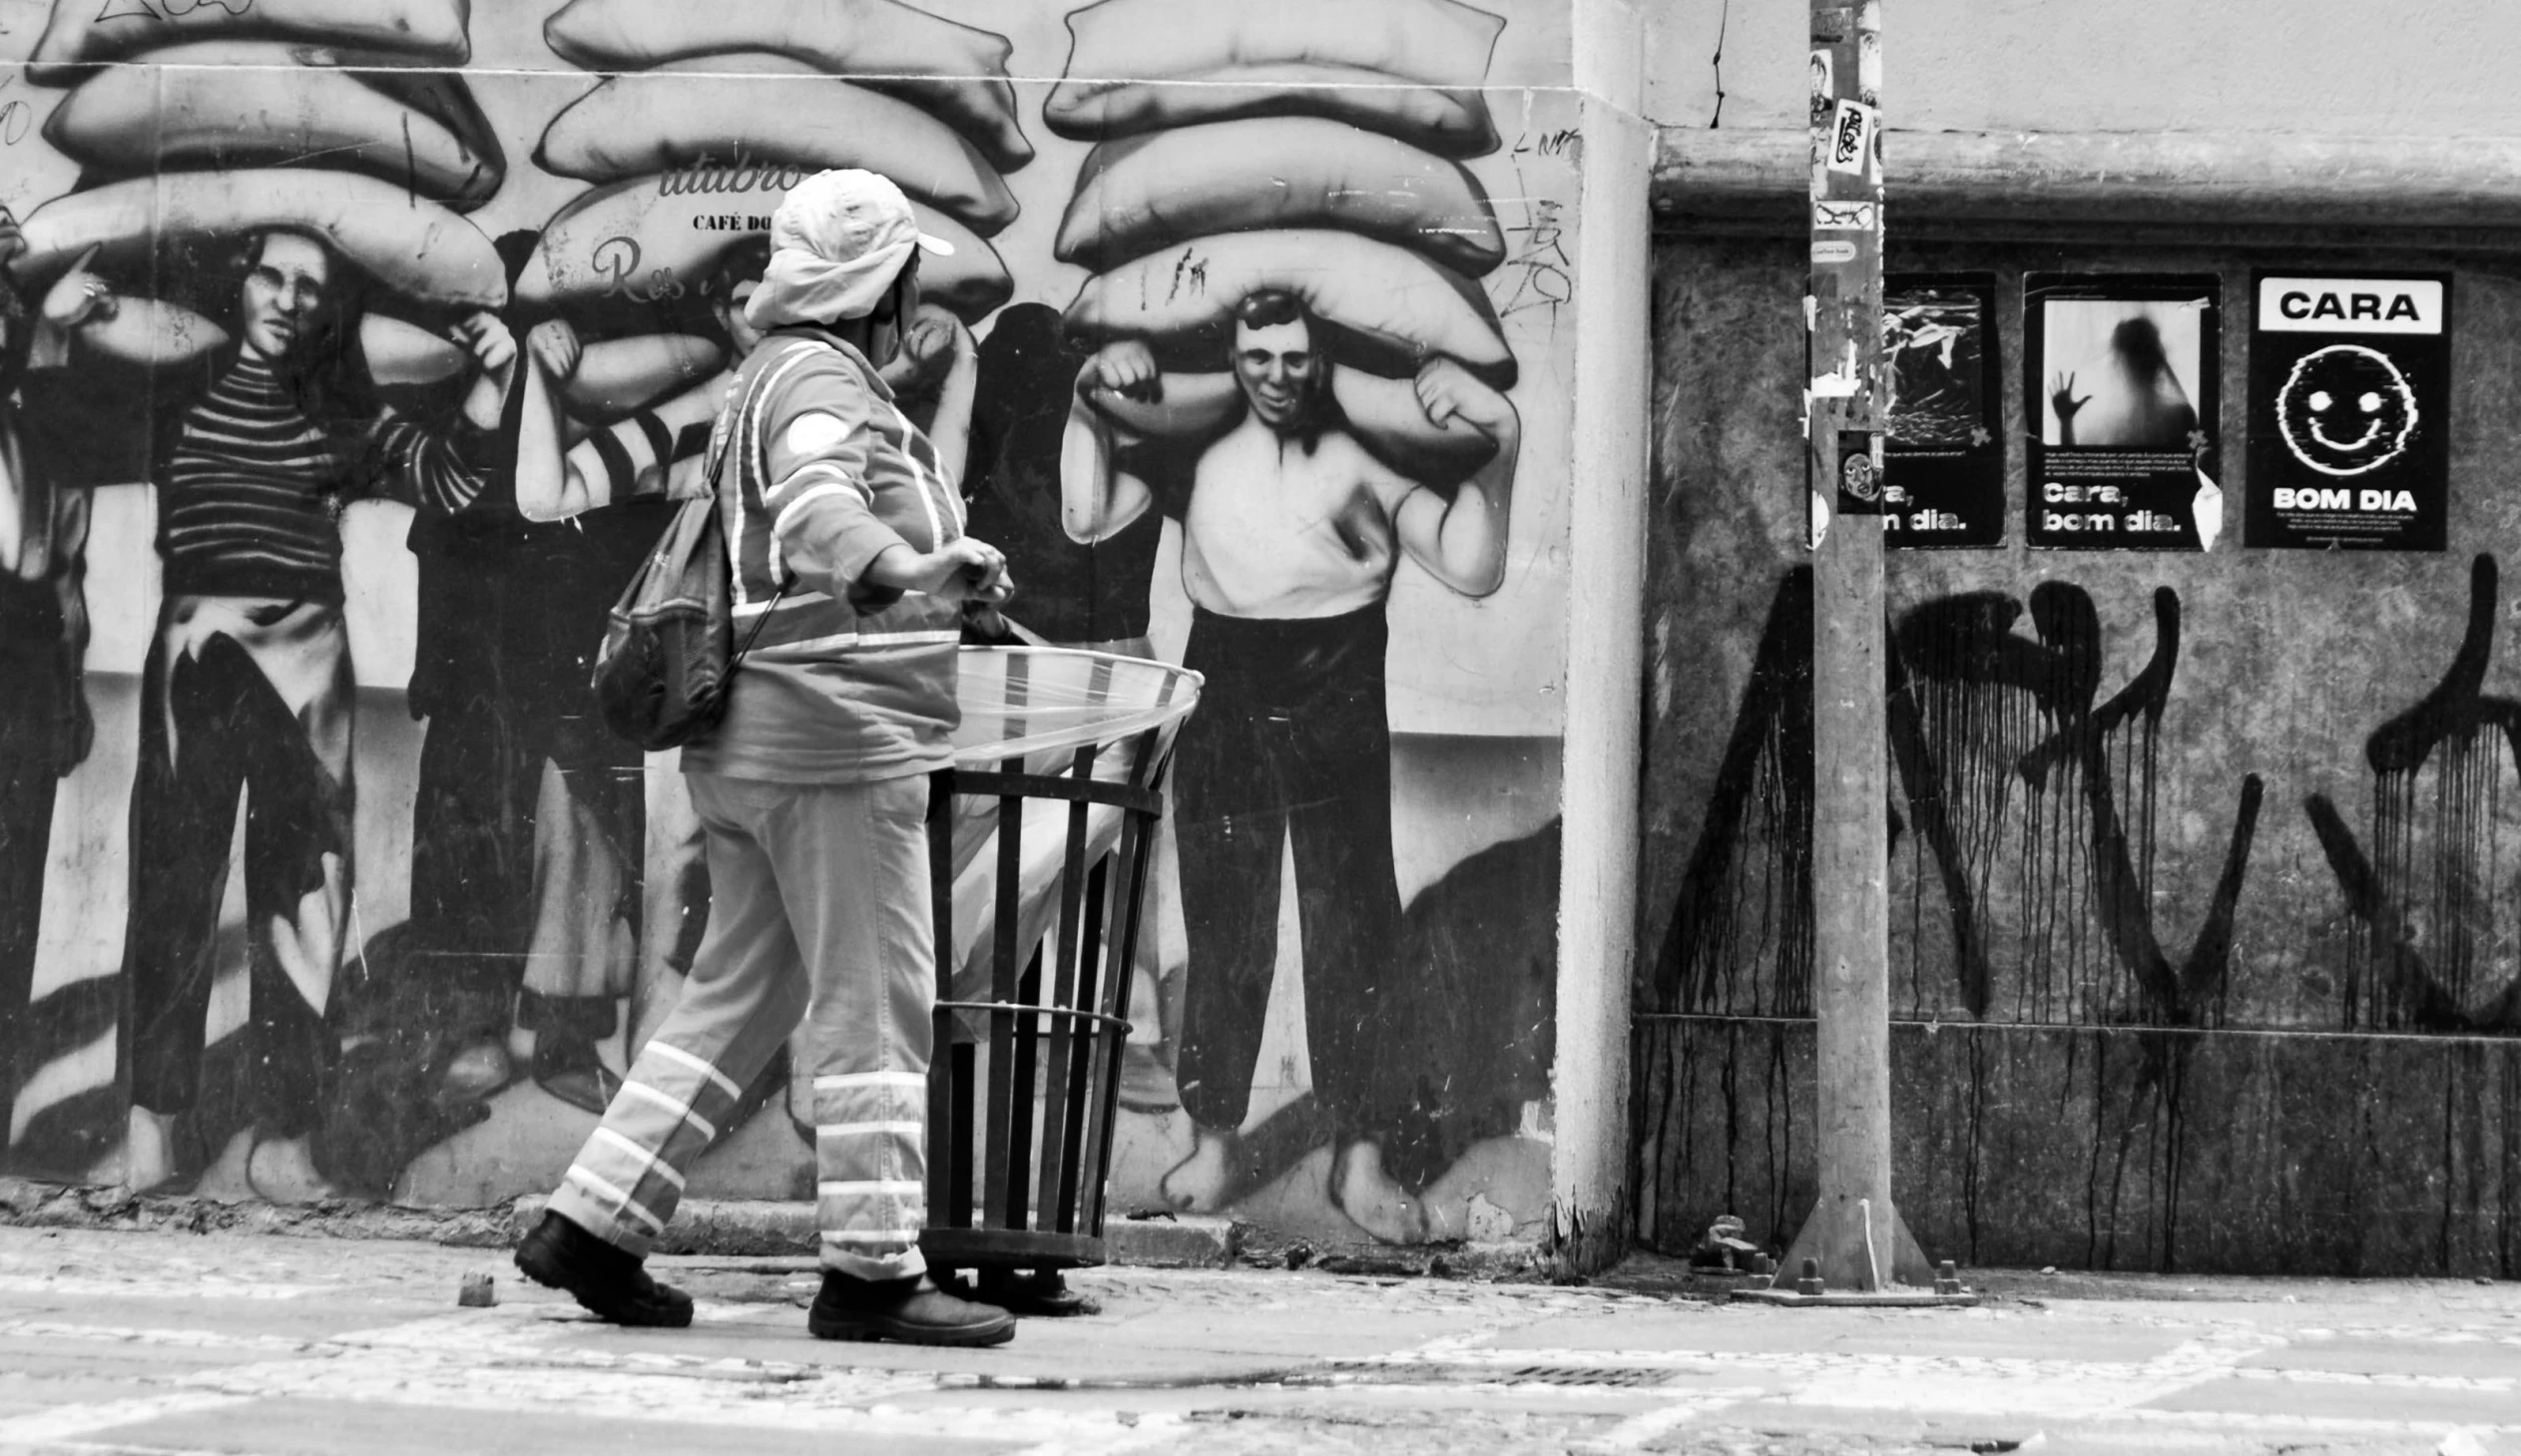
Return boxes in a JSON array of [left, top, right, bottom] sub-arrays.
[[514, 169, 1020, 1348]]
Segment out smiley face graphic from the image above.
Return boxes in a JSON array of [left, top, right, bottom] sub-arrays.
[[2276, 343, 2418, 477]]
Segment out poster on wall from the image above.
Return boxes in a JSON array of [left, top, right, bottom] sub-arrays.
[[2023, 272, 2222, 551], [1882, 272, 2003, 548], [2245, 271, 2451, 551]]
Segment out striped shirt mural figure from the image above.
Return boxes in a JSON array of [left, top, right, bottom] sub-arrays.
[[46, 229, 514, 1200]]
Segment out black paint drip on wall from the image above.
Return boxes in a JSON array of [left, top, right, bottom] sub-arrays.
[[1654, 566, 1814, 1017], [2308, 554, 2521, 1033], [1657, 570, 2263, 1027]]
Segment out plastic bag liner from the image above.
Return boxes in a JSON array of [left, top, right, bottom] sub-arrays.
[[923, 646, 1201, 1269], [948, 646, 1202, 766]]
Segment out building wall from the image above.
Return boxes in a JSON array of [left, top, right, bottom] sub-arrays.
[[1645, 0, 2521, 137], [1636, 230, 2521, 1277], [0, 0, 1589, 1251], [1632, 0, 2521, 1277]]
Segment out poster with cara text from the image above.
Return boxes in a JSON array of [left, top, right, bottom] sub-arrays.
[[2024, 273, 2221, 551], [2245, 271, 2450, 551]]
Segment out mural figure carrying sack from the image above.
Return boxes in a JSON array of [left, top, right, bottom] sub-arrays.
[[45, 230, 515, 1199], [1065, 291, 1521, 1240], [516, 171, 1025, 1347], [0, 208, 97, 1170]]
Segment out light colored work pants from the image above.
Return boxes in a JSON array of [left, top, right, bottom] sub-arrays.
[[548, 769, 935, 1280]]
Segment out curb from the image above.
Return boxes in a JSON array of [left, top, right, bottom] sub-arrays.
[[1103, 1213, 1243, 1267], [0, 1179, 1547, 1279], [1236, 1226, 1548, 1281], [0, 1178, 515, 1248], [513, 1194, 1245, 1267]]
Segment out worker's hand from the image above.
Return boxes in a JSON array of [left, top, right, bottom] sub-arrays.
[[929, 536, 1015, 604], [865, 536, 1014, 604]]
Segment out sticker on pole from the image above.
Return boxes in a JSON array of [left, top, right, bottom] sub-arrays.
[[1811, 240, 1858, 263], [1836, 431, 1883, 515], [1825, 100, 1875, 176], [1813, 202, 1876, 231]]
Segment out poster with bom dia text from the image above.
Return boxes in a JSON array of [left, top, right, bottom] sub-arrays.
[[2025, 272, 2222, 551], [1883, 272, 2003, 548], [2246, 271, 2451, 552]]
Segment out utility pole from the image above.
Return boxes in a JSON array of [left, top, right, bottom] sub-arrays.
[[1788, 0, 1930, 1291]]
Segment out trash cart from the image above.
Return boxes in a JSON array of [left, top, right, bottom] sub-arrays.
[[920, 648, 1200, 1280]]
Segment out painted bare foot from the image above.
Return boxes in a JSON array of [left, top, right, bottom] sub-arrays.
[[440, 1039, 514, 1102], [1330, 1140, 1428, 1244], [1158, 1126, 1241, 1212], [1117, 1041, 1180, 1114], [111, 1108, 185, 1195], [246, 1135, 337, 1203]]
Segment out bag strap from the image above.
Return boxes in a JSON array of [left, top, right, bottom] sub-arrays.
[[732, 579, 785, 666]]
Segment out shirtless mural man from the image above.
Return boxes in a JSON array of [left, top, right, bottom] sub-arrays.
[[1065, 291, 1520, 1240]]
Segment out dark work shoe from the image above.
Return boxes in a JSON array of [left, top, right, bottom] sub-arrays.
[[807, 1272, 1015, 1346], [513, 1212, 693, 1328]]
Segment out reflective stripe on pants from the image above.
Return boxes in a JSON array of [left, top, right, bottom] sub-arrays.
[[548, 769, 936, 1279]]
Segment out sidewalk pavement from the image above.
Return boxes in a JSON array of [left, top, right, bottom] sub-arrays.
[[0, 1225, 2511, 1455]]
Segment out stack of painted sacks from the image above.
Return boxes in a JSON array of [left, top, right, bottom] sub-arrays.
[[8, 0, 508, 379], [519, 0, 1025, 339], [1046, 0, 1520, 454]]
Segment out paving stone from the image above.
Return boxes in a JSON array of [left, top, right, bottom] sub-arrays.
[[0, 1227, 2515, 1454]]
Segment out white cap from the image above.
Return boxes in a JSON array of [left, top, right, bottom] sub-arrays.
[[746, 169, 952, 329]]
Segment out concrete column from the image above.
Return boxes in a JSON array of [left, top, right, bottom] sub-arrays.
[[1549, 0, 1654, 1275]]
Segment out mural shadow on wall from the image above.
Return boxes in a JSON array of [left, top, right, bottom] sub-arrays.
[[5, 924, 508, 1200], [1119, 817, 1560, 1239]]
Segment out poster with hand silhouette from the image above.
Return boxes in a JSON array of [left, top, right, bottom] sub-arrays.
[[2025, 273, 2221, 551], [2245, 270, 2450, 552], [1882, 272, 2002, 548]]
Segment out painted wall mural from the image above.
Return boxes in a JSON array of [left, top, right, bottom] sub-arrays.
[[1639, 240, 2521, 1277], [0, 0, 1579, 1249]]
